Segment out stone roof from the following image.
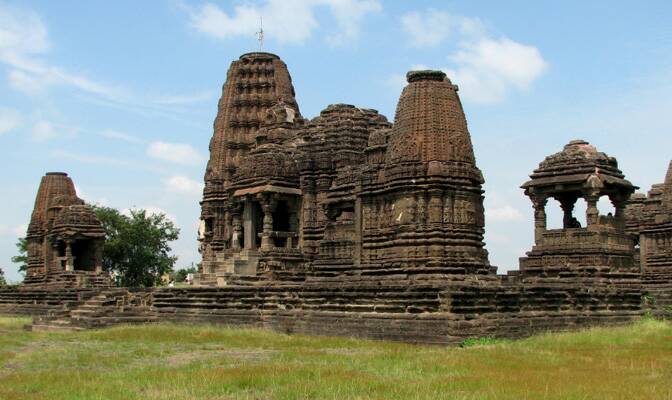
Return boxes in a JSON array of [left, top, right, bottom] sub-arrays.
[[51, 204, 105, 238], [522, 140, 636, 191], [232, 144, 300, 188], [386, 70, 476, 166], [299, 104, 390, 172]]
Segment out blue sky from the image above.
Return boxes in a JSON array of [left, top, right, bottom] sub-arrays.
[[1, 0, 670, 283]]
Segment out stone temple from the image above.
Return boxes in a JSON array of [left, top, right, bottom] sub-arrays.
[[197, 55, 490, 284], [0, 52, 669, 344], [23, 172, 109, 288]]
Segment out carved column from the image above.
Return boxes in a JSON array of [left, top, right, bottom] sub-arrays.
[[559, 196, 577, 228], [585, 194, 599, 227], [610, 195, 626, 229], [94, 241, 103, 274], [532, 196, 548, 244], [243, 198, 255, 250], [231, 212, 242, 250], [260, 196, 275, 250], [65, 240, 74, 272]]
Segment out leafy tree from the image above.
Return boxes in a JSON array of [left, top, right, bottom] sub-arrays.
[[0, 267, 6, 286], [174, 265, 198, 283], [11, 238, 28, 274], [93, 206, 180, 287]]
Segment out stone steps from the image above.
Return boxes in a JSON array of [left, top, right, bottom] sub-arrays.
[[29, 289, 157, 331]]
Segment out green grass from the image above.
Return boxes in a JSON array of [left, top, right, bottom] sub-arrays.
[[1, 317, 671, 399]]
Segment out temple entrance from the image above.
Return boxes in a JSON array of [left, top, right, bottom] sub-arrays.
[[72, 239, 96, 271]]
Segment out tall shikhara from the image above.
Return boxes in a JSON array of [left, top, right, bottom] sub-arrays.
[[200, 52, 302, 271], [359, 70, 490, 274]]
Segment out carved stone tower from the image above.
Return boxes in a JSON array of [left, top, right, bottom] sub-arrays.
[[24, 172, 108, 288], [200, 52, 302, 274], [359, 70, 490, 275]]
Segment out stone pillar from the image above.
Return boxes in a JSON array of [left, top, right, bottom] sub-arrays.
[[532, 196, 548, 244], [585, 195, 599, 227], [94, 241, 103, 274], [610, 195, 626, 229], [243, 198, 256, 250], [65, 240, 74, 272], [260, 199, 274, 250], [231, 212, 242, 250], [559, 196, 577, 228]]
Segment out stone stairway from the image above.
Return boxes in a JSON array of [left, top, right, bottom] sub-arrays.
[[194, 250, 261, 287], [31, 288, 157, 332]]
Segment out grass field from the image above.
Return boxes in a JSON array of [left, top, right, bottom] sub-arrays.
[[1, 317, 671, 399]]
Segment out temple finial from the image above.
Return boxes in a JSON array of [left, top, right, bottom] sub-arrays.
[[256, 16, 264, 51]]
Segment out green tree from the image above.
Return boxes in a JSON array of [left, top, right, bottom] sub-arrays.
[[11, 238, 27, 274], [0, 267, 6, 286], [93, 206, 180, 287], [174, 265, 198, 283]]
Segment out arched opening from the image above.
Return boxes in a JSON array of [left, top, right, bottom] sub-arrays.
[[574, 198, 587, 227], [597, 195, 617, 227], [546, 198, 564, 229]]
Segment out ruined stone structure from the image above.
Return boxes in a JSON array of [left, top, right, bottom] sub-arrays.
[[22, 172, 109, 288], [1, 52, 668, 342], [626, 161, 672, 313]]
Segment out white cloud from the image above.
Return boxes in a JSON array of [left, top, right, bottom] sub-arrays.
[[0, 107, 20, 135], [188, 0, 380, 45], [99, 129, 143, 144], [323, 0, 382, 45], [485, 204, 524, 222], [0, 224, 27, 238], [147, 141, 205, 166], [401, 9, 479, 48], [13, 224, 27, 238], [401, 9, 484, 48], [0, 5, 48, 56], [163, 175, 204, 196], [31, 120, 57, 142], [397, 9, 547, 104], [445, 37, 548, 104], [0, 3, 213, 117], [0, 3, 125, 99]]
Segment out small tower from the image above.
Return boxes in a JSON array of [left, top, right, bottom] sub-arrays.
[[520, 140, 638, 278], [24, 172, 108, 288]]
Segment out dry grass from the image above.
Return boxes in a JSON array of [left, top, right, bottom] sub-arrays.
[[0, 316, 670, 399]]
